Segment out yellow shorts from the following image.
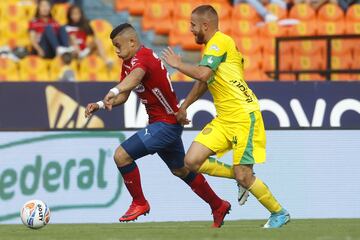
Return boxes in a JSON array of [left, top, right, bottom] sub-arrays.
[[194, 110, 266, 165]]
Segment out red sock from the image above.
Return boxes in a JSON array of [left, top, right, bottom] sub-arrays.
[[189, 173, 222, 211], [120, 164, 147, 205]]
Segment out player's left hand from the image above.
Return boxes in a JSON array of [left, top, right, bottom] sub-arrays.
[[175, 107, 191, 125], [161, 47, 181, 69], [104, 92, 115, 111]]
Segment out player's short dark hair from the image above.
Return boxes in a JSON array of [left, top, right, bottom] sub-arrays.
[[110, 23, 135, 40], [192, 5, 218, 19]]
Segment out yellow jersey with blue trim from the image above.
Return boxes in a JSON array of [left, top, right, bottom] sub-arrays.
[[199, 31, 260, 122]]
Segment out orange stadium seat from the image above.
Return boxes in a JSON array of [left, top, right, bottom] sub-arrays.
[[331, 39, 352, 56], [345, 21, 360, 34], [232, 3, 261, 22], [331, 74, 353, 81], [115, 0, 133, 11], [346, 4, 360, 21], [245, 70, 270, 81], [51, 3, 70, 25], [49, 56, 79, 81], [19, 56, 50, 81], [261, 53, 294, 81], [330, 55, 352, 81], [317, 21, 346, 35], [209, 2, 232, 20], [108, 58, 123, 81], [169, 19, 201, 50], [292, 54, 325, 71], [261, 37, 292, 55], [331, 55, 352, 70], [299, 73, 325, 81], [102, 39, 116, 58], [243, 53, 262, 72], [0, 20, 30, 47], [266, 3, 287, 19], [243, 53, 268, 81], [351, 50, 360, 70], [231, 20, 259, 37], [260, 22, 288, 38], [0, 2, 27, 20], [0, 58, 19, 81], [78, 55, 109, 81], [90, 19, 113, 39], [288, 21, 317, 36], [174, 0, 204, 20], [292, 40, 325, 55], [291, 54, 325, 81], [128, 0, 146, 16], [219, 19, 232, 35], [289, 3, 316, 21], [142, 1, 174, 34], [317, 3, 344, 21], [262, 53, 292, 71], [23, 0, 36, 20], [235, 37, 262, 55]]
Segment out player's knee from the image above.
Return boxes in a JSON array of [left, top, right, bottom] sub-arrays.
[[184, 157, 200, 172], [113, 147, 132, 167], [235, 168, 254, 188], [171, 167, 189, 178]]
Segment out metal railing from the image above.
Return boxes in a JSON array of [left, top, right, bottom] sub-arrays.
[[267, 34, 360, 81]]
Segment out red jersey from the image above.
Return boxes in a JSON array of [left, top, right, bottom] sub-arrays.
[[65, 25, 88, 50], [121, 46, 179, 124], [29, 18, 60, 35]]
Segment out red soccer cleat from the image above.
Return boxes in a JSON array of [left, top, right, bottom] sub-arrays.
[[211, 200, 231, 228], [119, 201, 150, 222]]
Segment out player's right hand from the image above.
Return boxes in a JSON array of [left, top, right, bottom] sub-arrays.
[[175, 107, 191, 125], [104, 92, 116, 111], [85, 103, 99, 118]]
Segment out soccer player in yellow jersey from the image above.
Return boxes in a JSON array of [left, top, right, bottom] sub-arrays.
[[162, 5, 290, 228]]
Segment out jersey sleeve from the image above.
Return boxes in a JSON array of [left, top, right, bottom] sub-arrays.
[[199, 38, 227, 71], [28, 20, 36, 32], [130, 55, 148, 73]]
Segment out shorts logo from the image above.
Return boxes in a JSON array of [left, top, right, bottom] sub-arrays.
[[232, 136, 238, 145], [202, 128, 212, 135]]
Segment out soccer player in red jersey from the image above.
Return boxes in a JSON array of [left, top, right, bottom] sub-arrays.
[[85, 23, 231, 227]]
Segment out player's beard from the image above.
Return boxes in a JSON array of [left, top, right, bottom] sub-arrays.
[[194, 30, 205, 44]]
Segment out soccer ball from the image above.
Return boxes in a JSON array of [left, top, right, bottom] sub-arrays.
[[20, 200, 50, 229]]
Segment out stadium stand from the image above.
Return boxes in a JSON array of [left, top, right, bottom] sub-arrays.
[[0, 0, 359, 82]]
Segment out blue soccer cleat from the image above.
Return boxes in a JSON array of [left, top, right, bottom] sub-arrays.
[[263, 208, 290, 228]]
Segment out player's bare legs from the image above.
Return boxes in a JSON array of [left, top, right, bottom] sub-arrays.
[[114, 145, 133, 167], [184, 141, 214, 172], [234, 164, 290, 228], [184, 142, 231, 228], [114, 146, 150, 222], [185, 142, 249, 206]]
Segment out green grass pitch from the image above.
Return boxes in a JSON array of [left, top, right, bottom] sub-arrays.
[[1, 219, 359, 240]]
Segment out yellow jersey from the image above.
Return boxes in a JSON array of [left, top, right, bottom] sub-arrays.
[[199, 31, 260, 122]]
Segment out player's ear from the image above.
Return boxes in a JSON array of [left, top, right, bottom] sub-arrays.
[[202, 22, 209, 31]]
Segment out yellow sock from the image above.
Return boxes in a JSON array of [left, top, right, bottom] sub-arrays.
[[198, 157, 235, 179], [249, 177, 282, 213]]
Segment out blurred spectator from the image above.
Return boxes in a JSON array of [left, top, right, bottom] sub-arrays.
[[333, 0, 359, 11], [65, 5, 113, 68], [233, 0, 287, 22], [29, 0, 74, 59], [51, 0, 83, 7], [294, 0, 339, 10]]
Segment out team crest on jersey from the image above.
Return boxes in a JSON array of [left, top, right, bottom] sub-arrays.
[[134, 83, 145, 93], [210, 44, 219, 51], [130, 57, 138, 67]]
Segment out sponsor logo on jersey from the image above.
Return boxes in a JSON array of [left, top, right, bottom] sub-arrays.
[[210, 44, 219, 51]]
